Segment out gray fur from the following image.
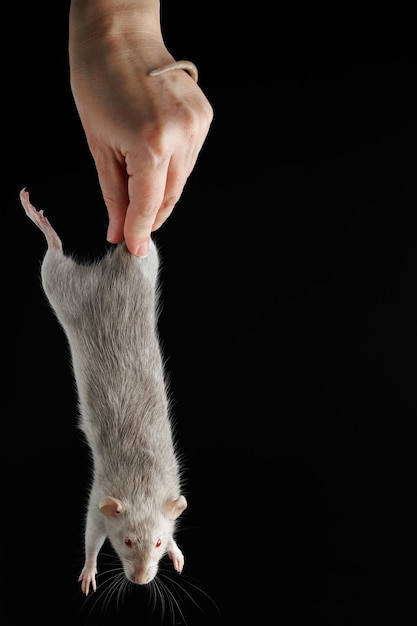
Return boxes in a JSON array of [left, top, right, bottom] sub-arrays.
[[20, 189, 187, 595]]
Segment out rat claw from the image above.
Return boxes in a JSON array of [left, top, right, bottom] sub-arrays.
[[168, 546, 185, 574], [79, 567, 97, 595]]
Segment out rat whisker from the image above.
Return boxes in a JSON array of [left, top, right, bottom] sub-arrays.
[[100, 572, 126, 614], [158, 566, 221, 621], [154, 575, 189, 626], [147, 577, 165, 615], [76, 565, 126, 621], [116, 575, 132, 609]]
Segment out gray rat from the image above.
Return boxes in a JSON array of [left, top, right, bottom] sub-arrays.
[[20, 188, 187, 596]]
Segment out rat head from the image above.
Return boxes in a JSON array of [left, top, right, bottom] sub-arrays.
[[99, 495, 187, 585]]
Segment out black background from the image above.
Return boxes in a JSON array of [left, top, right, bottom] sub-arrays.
[[3, 2, 416, 624]]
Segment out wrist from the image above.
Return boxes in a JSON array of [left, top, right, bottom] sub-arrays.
[[69, 0, 163, 44], [69, 0, 172, 77]]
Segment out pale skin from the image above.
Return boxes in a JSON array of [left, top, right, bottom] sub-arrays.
[[69, 0, 213, 257]]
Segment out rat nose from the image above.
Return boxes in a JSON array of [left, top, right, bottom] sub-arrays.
[[131, 562, 159, 585], [133, 570, 150, 585]]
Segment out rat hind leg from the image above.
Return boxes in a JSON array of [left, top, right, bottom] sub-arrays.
[[20, 188, 63, 252]]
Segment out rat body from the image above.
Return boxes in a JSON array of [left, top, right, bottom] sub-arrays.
[[20, 189, 187, 596]]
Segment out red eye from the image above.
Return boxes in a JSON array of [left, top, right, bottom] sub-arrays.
[[124, 537, 132, 547], [155, 538, 162, 548]]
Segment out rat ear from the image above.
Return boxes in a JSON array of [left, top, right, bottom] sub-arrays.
[[99, 496, 125, 517], [166, 495, 187, 520]]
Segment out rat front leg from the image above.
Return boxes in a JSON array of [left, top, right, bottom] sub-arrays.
[[20, 188, 63, 252], [78, 504, 107, 595], [79, 553, 100, 596], [166, 537, 185, 574]]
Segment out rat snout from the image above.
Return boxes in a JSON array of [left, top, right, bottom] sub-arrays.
[[128, 562, 158, 585], [133, 571, 152, 585]]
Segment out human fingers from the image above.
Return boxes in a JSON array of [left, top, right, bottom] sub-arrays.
[[150, 146, 201, 232], [123, 161, 169, 257], [125, 136, 202, 254], [94, 149, 130, 245]]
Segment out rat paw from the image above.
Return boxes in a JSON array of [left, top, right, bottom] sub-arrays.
[[167, 545, 185, 574], [78, 566, 97, 595]]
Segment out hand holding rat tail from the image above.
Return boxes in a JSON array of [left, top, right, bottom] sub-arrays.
[[69, 0, 213, 258]]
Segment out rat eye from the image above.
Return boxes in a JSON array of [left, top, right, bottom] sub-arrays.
[[124, 537, 133, 548], [155, 538, 162, 548]]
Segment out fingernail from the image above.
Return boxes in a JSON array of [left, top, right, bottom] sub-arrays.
[[106, 223, 117, 243], [135, 242, 149, 258]]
